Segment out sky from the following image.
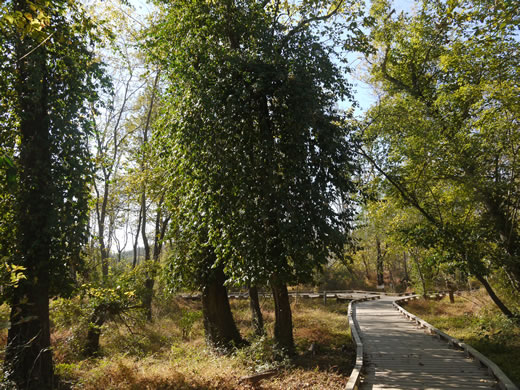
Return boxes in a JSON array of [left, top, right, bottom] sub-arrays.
[[346, 0, 416, 115]]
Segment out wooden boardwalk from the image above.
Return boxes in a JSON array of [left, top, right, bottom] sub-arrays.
[[355, 297, 498, 390]]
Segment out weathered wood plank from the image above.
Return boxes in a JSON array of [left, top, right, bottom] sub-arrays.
[[355, 297, 499, 390]]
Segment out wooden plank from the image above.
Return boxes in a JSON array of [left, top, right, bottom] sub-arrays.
[[355, 297, 500, 390], [392, 296, 518, 390]]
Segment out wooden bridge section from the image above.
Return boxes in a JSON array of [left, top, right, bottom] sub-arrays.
[[355, 296, 498, 390]]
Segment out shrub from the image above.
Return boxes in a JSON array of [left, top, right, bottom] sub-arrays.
[[179, 309, 202, 340]]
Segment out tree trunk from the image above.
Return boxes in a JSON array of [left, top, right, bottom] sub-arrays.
[[143, 277, 154, 322], [449, 289, 455, 304], [101, 244, 109, 280], [403, 252, 409, 284], [84, 307, 106, 357], [5, 7, 54, 387], [201, 267, 243, 351], [376, 236, 385, 287], [140, 188, 153, 320], [270, 275, 294, 354], [143, 194, 170, 322], [482, 193, 520, 290], [249, 286, 264, 336], [141, 191, 151, 262], [474, 274, 516, 319], [140, 71, 161, 321], [95, 179, 110, 280], [6, 285, 53, 389], [361, 253, 370, 280], [132, 205, 142, 268], [446, 279, 455, 303], [412, 251, 427, 298]]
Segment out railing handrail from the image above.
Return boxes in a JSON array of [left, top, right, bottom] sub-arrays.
[[393, 295, 518, 390], [345, 295, 380, 390]]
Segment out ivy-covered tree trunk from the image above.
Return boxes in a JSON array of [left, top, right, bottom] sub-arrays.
[[5, 5, 54, 386], [201, 267, 243, 351], [270, 275, 294, 354], [149, 3, 358, 355], [249, 285, 264, 336]]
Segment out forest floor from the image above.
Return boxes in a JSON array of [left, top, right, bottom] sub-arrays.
[[1, 296, 355, 389], [403, 289, 520, 386]]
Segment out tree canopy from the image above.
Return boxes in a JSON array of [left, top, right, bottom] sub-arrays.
[[361, 0, 520, 316], [150, 0, 359, 289]]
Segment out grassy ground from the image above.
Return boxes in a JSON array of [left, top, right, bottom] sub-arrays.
[[2, 296, 355, 389], [403, 289, 520, 386]]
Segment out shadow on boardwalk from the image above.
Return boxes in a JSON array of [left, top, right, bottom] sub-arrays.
[[355, 297, 497, 390]]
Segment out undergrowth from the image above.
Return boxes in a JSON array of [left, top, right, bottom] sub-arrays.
[[45, 295, 355, 389]]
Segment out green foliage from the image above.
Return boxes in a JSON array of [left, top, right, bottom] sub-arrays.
[[82, 283, 138, 316], [362, 0, 520, 297], [49, 263, 152, 359], [179, 309, 202, 340], [0, 154, 16, 191], [0, 262, 25, 304], [81, 262, 152, 317], [234, 335, 292, 372], [55, 362, 83, 386], [0, 0, 110, 298], [50, 297, 91, 361], [51, 296, 88, 330], [313, 261, 352, 291], [149, 0, 360, 291]]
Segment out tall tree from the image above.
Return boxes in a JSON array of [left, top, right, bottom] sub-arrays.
[[87, 0, 147, 280], [362, 0, 520, 316], [130, 69, 171, 320], [0, 1, 105, 387], [149, 0, 362, 352]]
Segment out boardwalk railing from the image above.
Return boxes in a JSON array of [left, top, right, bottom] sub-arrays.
[[393, 295, 519, 390], [345, 295, 380, 390], [180, 289, 413, 301], [179, 290, 393, 301]]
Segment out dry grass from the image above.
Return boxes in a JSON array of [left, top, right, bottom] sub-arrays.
[[404, 289, 520, 386], [50, 296, 354, 390], [56, 355, 244, 390]]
